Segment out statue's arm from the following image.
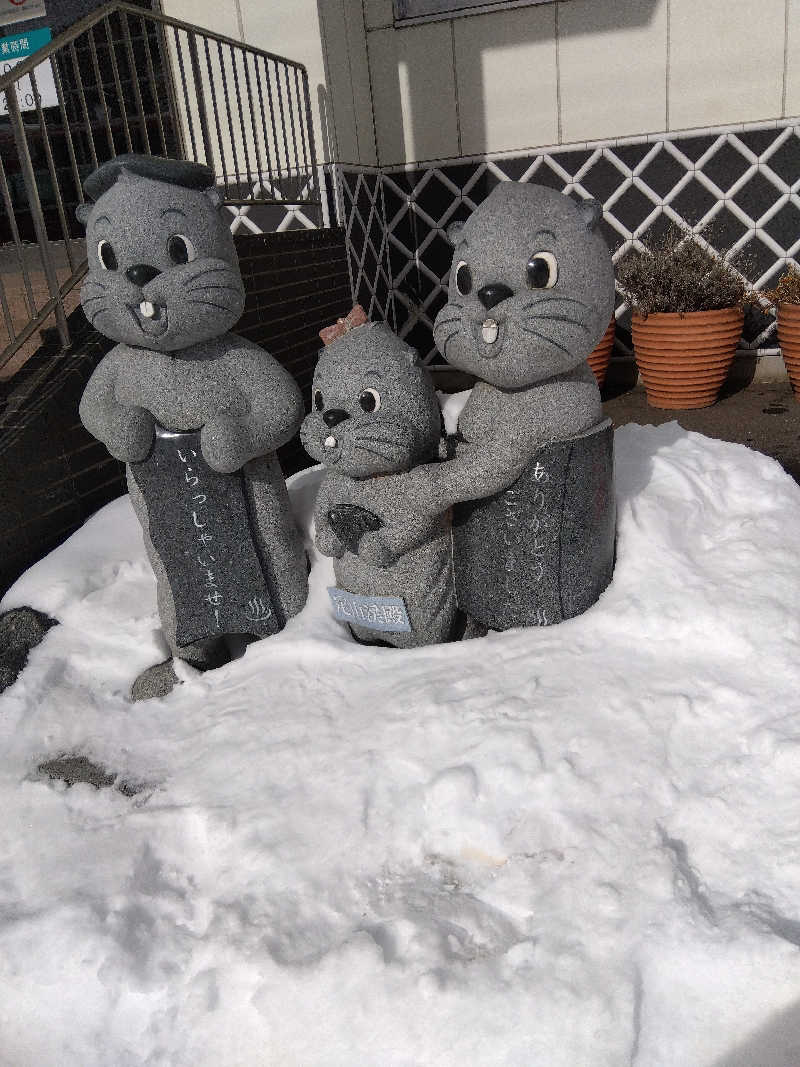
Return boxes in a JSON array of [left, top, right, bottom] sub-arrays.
[[201, 348, 304, 473], [348, 441, 528, 567], [78, 350, 154, 463], [395, 437, 531, 516]]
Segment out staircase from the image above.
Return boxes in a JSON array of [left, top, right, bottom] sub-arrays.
[[0, 0, 321, 377]]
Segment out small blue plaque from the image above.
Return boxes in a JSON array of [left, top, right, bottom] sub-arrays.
[[328, 587, 411, 633]]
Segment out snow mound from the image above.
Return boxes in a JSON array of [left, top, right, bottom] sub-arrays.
[[2, 423, 800, 1066]]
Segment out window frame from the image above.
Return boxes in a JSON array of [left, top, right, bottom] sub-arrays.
[[393, 0, 555, 27]]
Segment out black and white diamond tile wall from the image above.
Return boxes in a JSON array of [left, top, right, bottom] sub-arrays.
[[338, 120, 800, 363], [336, 168, 397, 330]]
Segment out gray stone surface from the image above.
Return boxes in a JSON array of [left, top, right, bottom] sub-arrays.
[[301, 322, 456, 648], [76, 154, 308, 674], [77, 158, 242, 355], [437, 182, 613, 396], [358, 183, 617, 628], [129, 658, 182, 703], [37, 754, 144, 796], [0, 606, 58, 693], [129, 428, 281, 647], [453, 420, 616, 630]]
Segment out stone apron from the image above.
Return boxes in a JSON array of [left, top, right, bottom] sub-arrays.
[[452, 418, 616, 630], [129, 425, 281, 646]]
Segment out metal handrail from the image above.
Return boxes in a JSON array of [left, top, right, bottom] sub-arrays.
[[0, 1, 321, 373], [0, 3, 310, 90]]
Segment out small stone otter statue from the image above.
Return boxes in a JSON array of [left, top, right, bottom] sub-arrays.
[[361, 182, 617, 630], [300, 312, 456, 648], [77, 154, 308, 699]]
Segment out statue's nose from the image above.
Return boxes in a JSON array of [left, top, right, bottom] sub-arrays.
[[322, 408, 350, 428], [478, 282, 514, 310], [126, 263, 161, 287]]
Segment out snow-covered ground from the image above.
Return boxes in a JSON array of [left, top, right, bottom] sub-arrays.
[[2, 421, 800, 1066]]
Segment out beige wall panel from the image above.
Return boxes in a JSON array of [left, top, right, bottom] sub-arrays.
[[367, 22, 459, 164], [669, 0, 785, 130], [367, 28, 407, 164], [341, 0, 379, 164], [364, 0, 394, 30], [559, 0, 667, 143], [786, 0, 800, 117], [454, 5, 557, 155], [317, 0, 361, 162], [161, 0, 240, 39], [318, 0, 377, 164]]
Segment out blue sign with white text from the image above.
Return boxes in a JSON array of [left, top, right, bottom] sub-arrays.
[[0, 26, 51, 60]]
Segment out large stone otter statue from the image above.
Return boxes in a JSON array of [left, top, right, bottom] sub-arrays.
[[77, 154, 307, 698], [366, 181, 617, 630]]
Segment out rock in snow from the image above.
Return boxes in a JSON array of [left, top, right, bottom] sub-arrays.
[[1, 422, 800, 1066]]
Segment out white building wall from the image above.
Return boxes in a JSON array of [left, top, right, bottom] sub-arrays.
[[334, 0, 800, 166], [161, 0, 799, 168]]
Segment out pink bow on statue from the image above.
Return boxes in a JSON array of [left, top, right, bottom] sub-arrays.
[[319, 304, 368, 345]]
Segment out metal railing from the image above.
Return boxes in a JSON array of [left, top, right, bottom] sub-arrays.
[[0, 1, 319, 374]]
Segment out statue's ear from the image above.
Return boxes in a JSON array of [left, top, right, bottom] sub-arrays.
[[205, 186, 224, 210], [446, 219, 465, 245], [75, 202, 91, 228], [579, 198, 603, 232]]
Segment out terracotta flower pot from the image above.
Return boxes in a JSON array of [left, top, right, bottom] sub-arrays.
[[631, 307, 744, 410], [777, 302, 800, 399], [587, 317, 615, 388]]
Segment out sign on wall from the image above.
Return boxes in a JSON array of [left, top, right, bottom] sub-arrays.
[[0, 27, 56, 113], [0, 0, 46, 28]]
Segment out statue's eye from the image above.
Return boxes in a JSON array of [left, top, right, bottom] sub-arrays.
[[167, 234, 196, 265], [97, 239, 117, 271], [454, 260, 472, 296], [526, 251, 558, 289], [314, 389, 324, 411], [359, 388, 381, 413]]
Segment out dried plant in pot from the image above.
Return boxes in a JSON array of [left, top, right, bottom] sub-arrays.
[[761, 265, 800, 400], [616, 228, 748, 409]]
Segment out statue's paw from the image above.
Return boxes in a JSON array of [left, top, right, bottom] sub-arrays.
[[109, 406, 154, 463], [315, 523, 345, 559], [358, 531, 395, 568], [200, 417, 250, 473]]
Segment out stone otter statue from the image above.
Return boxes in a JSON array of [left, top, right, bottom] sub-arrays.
[[367, 182, 617, 630], [77, 154, 307, 699], [300, 315, 457, 648]]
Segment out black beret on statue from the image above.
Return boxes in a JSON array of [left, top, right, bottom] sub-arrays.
[[83, 154, 215, 202]]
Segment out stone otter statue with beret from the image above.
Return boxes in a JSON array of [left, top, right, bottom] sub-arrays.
[[77, 154, 307, 699], [363, 182, 617, 631]]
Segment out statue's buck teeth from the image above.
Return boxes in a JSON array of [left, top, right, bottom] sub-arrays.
[[140, 300, 155, 319], [482, 318, 498, 344], [324, 435, 337, 449]]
